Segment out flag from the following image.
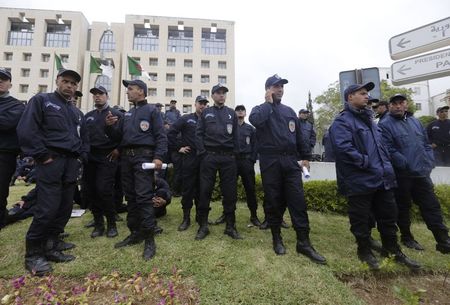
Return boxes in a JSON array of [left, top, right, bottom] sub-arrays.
[[127, 56, 150, 80], [55, 54, 64, 70], [89, 55, 102, 74], [100, 62, 114, 79]]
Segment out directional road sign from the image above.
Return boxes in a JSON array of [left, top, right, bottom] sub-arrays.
[[391, 47, 450, 85], [389, 17, 450, 60]]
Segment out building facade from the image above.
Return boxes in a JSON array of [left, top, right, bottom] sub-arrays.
[[0, 7, 235, 113]]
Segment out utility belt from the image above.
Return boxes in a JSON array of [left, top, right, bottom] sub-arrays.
[[122, 146, 154, 156], [206, 147, 234, 156]]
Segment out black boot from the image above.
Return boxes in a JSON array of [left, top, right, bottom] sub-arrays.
[[356, 238, 380, 270], [114, 231, 144, 248], [45, 237, 75, 263], [54, 239, 76, 251], [259, 219, 269, 230], [143, 232, 156, 260], [25, 239, 52, 276], [381, 236, 421, 270], [106, 217, 118, 238], [432, 229, 450, 254], [399, 227, 424, 250], [178, 209, 191, 231], [224, 214, 243, 239], [271, 226, 286, 255], [195, 215, 210, 240], [250, 210, 262, 227], [91, 215, 105, 238], [213, 213, 226, 225], [296, 230, 327, 265]]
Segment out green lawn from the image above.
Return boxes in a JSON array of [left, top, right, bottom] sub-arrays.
[[1, 184, 449, 304]]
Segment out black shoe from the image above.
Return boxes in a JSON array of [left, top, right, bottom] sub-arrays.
[[436, 240, 450, 254], [143, 236, 156, 260], [273, 239, 286, 255], [357, 249, 380, 270], [114, 232, 143, 248], [432, 230, 450, 254], [195, 226, 210, 240], [281, 220, 290, 229], [25, 256, 52, 276], [154, 226, 163, 235], [178, 218, 191, 231], [84, 220, 96, 228], [45, 250, 75, 263], [106, 226, 118, 238], [296, 234, 327, 265], [250, 216, 262, 227], [91, 226, 105, 238], [8, 205, 24, 217], [401, 238, 424, 251], [213, 214, 226, 225], [259, 220, 269, 230], [224, 227, 243, 240], [55, 240, 75, 251], [369, 237, 383, 253], [393, 251, 421, 270]]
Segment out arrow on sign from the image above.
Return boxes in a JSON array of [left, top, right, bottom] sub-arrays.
[[396, 38, 411, 49], [397, 65, 412, 75]]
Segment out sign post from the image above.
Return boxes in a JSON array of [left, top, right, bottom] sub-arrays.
[[339, 68, 380, 103]]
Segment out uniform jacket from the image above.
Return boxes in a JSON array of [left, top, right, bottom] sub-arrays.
[[379, 112, 434, 177], [164, 108, 181, 125], [426, 119, 450, 147], [329, 103, 396, 196], [85, 105, 123, 151], [298, 119, 316, 149], [236, 122, 257, 162], [0, 94, 25, 153], [168, 112, 199, 152]]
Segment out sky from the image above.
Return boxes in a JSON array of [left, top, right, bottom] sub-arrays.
[[2, 0, 450, 112]]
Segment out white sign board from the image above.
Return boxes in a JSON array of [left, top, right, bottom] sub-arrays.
[[389, 17, 450, 60], [391, 47, 450, 85]]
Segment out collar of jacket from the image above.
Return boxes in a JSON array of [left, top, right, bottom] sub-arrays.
[[389, 111, 413, 120], [134, 100, 147, 108], [345, 102, 374, 119]]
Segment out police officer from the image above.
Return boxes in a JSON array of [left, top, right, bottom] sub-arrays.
[[298, 109, 316, 151], [0, 68, 25, 230], [235, 105, 261, 226], [379, 94, 450, 254], [249, 74, 325, 264], [427, 106, 450, 166], [168, 95, 208, 231], [164, 99, 181, 125], [17, 68, 89, 276], [105, 79, 167, 260], [372, 100, 389, 123], [83, 86, 123, 238], [330, 84, 420, 270], [195, 83, 241, 240]]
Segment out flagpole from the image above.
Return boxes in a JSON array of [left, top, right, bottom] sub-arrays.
[[51, 52, 56, 93]]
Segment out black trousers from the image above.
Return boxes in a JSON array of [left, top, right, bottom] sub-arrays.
[[82, 153, 117, 220], [259, 154, 309, 230], [121, 152, 155, 235], [114, 162, 124, 210], [170, 151, 183, 193], [395, 176, 448, 233], [236, 158, 258, 212], [433, 146, 450, 166], [0, 152, 17, 228], [347, 189, 398, 240], [198, 153, 237, 218], [27, 156, 79, 240], [180, 152, 200, 211]]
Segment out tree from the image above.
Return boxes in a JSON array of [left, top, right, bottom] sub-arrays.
[[417, 115, 436, 128], [379, 80, 415, 113]]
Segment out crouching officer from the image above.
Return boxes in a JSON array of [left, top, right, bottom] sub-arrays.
[[195, 84, 241, 240], [249, 74, 326, 264], [17, 69, 89, 276], [105, 79, 167, 260], [84, 86, 123, 238]]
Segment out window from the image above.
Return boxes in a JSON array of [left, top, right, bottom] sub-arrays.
[[167, 58, 175, 67], [184, 74, 192, 83], [415, 103, 422, 111], [183, 89, 192, 98], [45, 23, 71, 48], [95, 75, 112, 93], [40, 69, 49, 78], [20, 84, 29, 93], [166, 89, 175, 97], [148, 73, 157, 81], [4, 52, 13, 61], [202, 28, 226, 55], [133, 25, 159, 51], [60, 54, 69, 63], [23, 53, 32, 61], [21, 69, 30, 77], [201, 90, 210, 98], [218, 61, 227, 69], [166, 73, 175, 82], [218, 75, 227, 84], [183, 104, 192, 114], [38, 85, 48, 93], [41, 53, 50, 62], [201, 60, 210, 68], [149, 58, 158, 66], [99, 30, 116, 52], [148, 88, 157, 96], [201, 75, 210, 83], [167, 26, 193, 53], [184, 59, 193, 67], [8, 21, 34, 46]]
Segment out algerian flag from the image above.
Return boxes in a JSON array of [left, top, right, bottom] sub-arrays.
[[127, 56, 150, 80], [55, 54, 65, 70], [90, 56, 115, 79], [100, 62, 114, 79], [89, 55, 102, 73]]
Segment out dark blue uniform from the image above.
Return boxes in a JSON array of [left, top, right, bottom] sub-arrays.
[[106, 100, 167, 236], [83, 105, 123, 234], [236, 122, 259, 216], [298, 119, 316, 150], [195, 104, 239, 236], [17, 91, 89, 243], [427, 119, 450, 166], [0, 94, 24, 229]]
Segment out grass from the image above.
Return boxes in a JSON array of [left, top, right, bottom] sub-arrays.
[[1, 183, 449, 304]]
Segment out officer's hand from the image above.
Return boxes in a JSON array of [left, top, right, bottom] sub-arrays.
[[42, 157, 54, 165], [431, 143, 437, 149], [152, 158, 163, 170], [265, 88, 274, 104], [179, 146, 191, 154], [105, 111, 119, 126], [300, 160, 310, 170], [152, 197, 166, 207], [107, 149, 120, 161]]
